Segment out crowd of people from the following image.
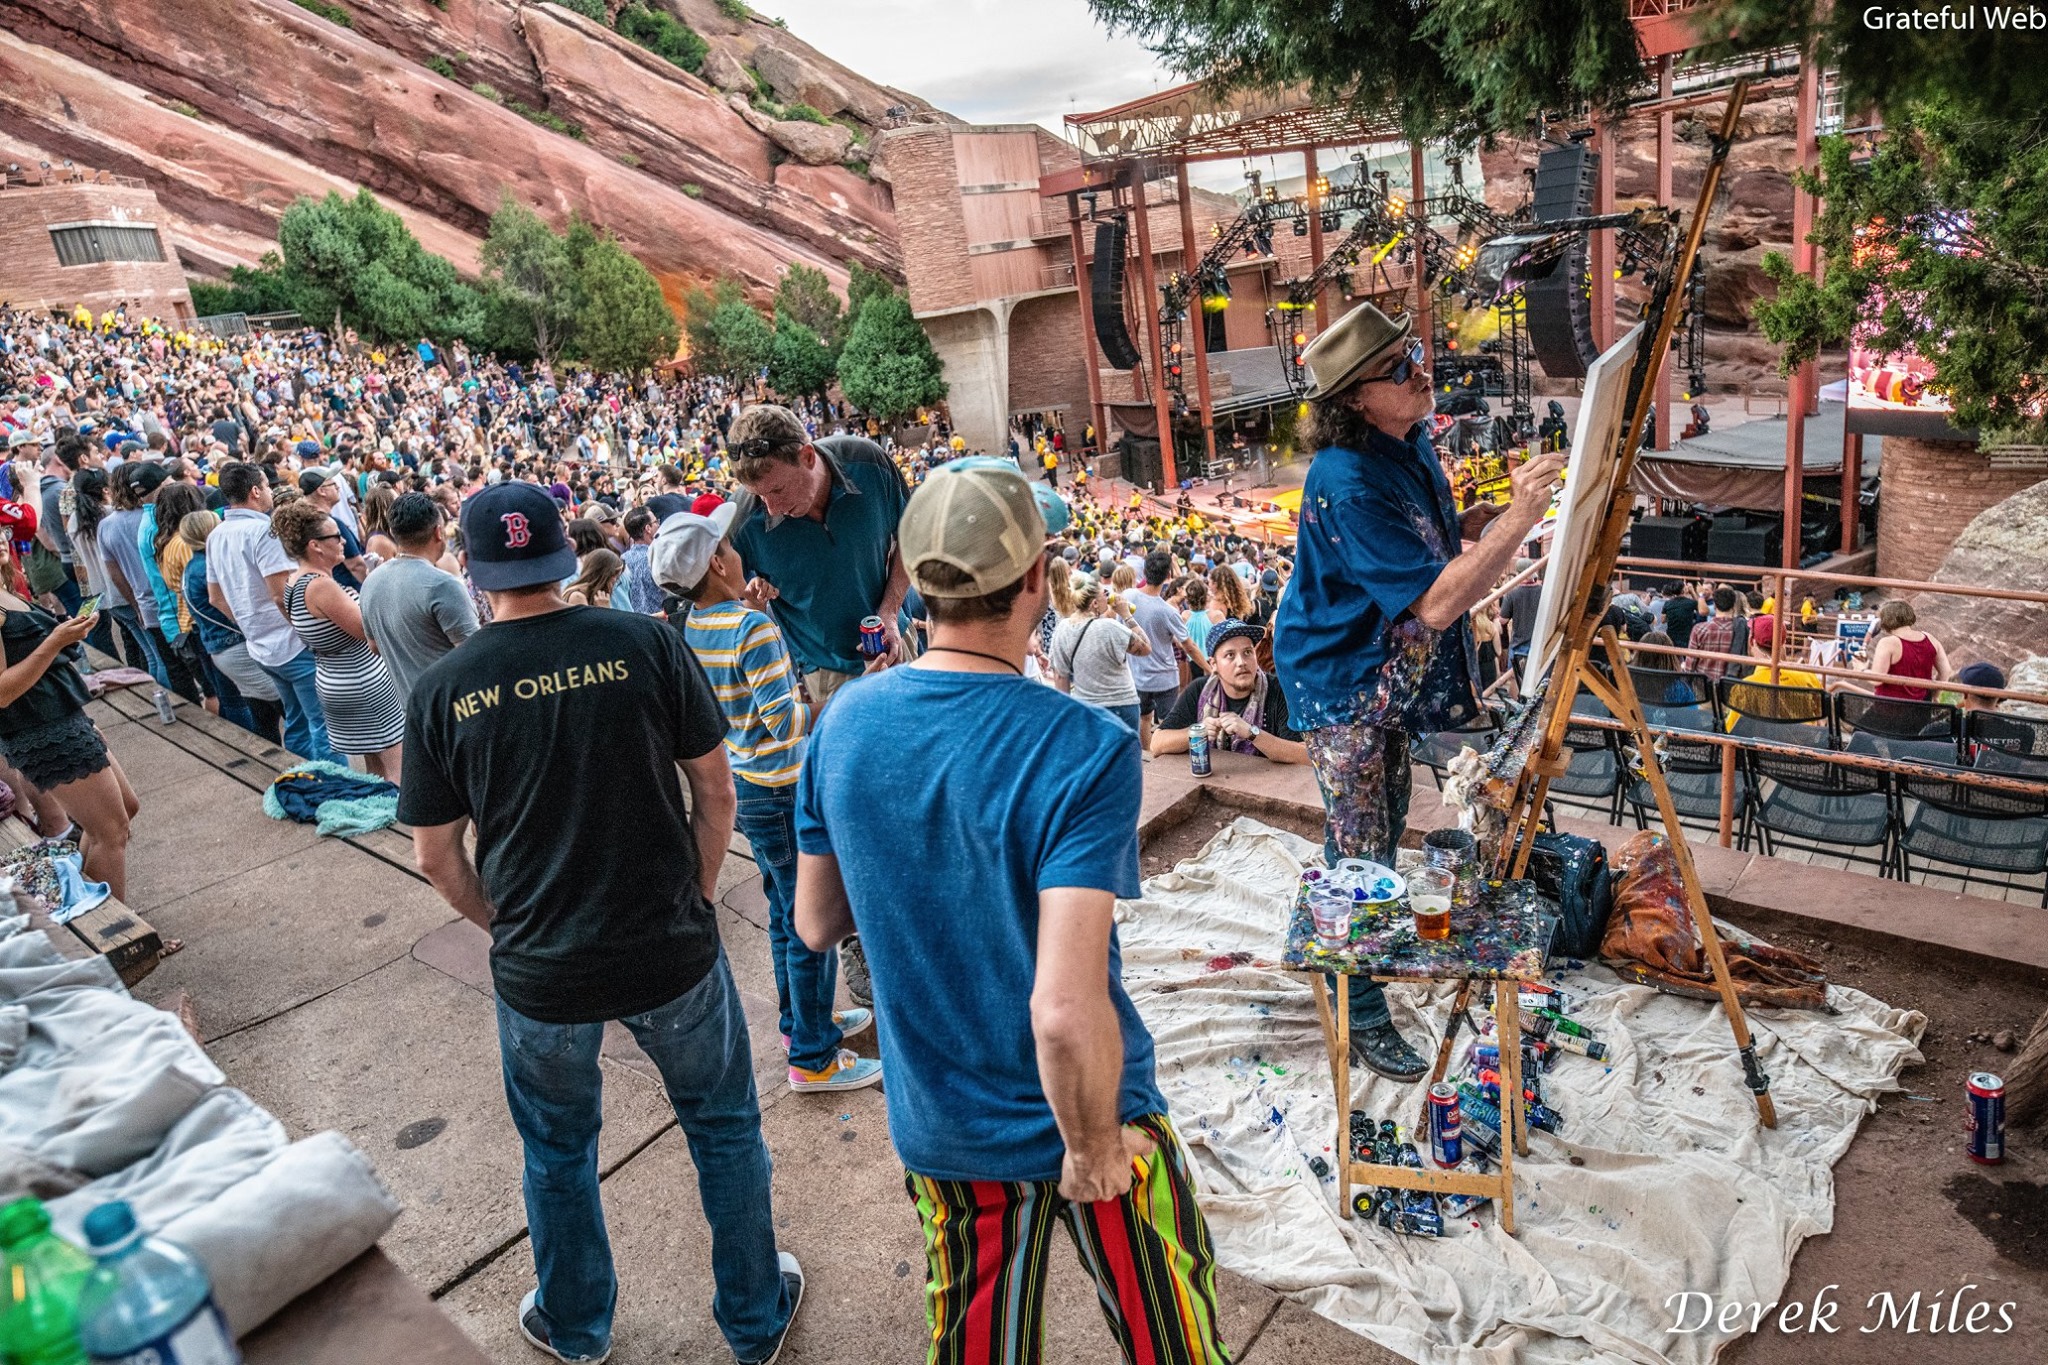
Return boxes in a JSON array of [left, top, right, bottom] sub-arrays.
[[5, 297, 2035, 1365]]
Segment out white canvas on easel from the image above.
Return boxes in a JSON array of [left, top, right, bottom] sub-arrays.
[[1519, 323, 1647, 699]]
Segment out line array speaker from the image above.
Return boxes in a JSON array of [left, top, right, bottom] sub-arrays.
[[1089, 218, 1143, 371], [1523, 142, 1601, 380]]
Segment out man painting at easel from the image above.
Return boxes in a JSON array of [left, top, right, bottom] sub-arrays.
[[1275, 303, 1566, 1079]]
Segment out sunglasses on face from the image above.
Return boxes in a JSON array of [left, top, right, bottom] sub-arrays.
[[1361, 338, 1427, 387], [309, 532, 344, 543]]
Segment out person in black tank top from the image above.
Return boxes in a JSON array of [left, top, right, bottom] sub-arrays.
[[0, 538, 140, 902]]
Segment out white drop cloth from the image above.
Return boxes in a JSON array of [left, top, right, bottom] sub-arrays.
[[0, 903, 400, 1334], [1117, 819, 1925, 1365]]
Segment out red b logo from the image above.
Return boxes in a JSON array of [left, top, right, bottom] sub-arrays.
[[501, 512, 531, 548]]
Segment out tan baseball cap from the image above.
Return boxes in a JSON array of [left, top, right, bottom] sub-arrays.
[[899, 460, 1045, 598], [1301, 302, 1414, 399]]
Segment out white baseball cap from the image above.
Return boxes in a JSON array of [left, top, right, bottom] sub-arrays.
[[650, 503, 739, 594]]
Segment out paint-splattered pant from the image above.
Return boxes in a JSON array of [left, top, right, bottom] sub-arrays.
[[1304, 722, 1413, 1032], [904, 1114, 1231, 1365]]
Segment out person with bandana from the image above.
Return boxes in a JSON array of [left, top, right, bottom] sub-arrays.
[[1148, 618, 1307, 765], [1275, 303, 1566, 1080]]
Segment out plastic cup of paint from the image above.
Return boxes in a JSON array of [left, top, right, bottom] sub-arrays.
[[1311, 886, 1353, 950]]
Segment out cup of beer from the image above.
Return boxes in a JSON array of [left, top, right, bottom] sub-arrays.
[[1409, 866, 1455, 942]]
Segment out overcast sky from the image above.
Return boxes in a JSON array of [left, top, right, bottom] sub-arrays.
[[768, 0, 1178, 132]]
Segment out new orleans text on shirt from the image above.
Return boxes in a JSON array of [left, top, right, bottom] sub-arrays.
[[451, 659, 633, 721], [1862, 4, 2047, 26]]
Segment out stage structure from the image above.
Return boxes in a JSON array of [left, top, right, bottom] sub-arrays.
[[1038, 9, 1826, 515]]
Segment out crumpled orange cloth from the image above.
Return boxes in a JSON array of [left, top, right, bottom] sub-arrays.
[[1601, 830, 1829, 1010]]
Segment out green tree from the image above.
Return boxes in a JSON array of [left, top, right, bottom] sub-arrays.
[[767, 318, 835, 398], [478, 196, 576, 365], [1698, 1, 2048, 132], [837, 291, 945, 421], [702, 299, 776, 381], [846, 261, 894, 320], [682, 275, 747, 370], [1086, 0, 1646, 146], [1754, 108, 2048, 438], [565, 221, 681, 373], [774, 263, 845, 350], [274, 189, 485, 342], [614, 5, 708, 72]]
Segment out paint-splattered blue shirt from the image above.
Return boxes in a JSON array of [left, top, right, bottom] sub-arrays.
[[1274, 424, 1480, 735]]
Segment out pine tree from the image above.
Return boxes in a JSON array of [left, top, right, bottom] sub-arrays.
[[775, 263, 846, 351], [837, 292, 945, 422], [768, 318, 836, 398], [565, 221, 680, 374]]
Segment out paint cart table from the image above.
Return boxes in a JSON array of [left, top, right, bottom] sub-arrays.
[[1281, 879, 1555, 1234]]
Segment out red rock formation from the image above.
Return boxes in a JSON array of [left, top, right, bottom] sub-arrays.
[[0, 0, 929, 304]]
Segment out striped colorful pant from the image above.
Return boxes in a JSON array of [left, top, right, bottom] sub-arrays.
[[904, 1113, 1232, 1365]]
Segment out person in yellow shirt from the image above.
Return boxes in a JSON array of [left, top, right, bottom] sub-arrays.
[[1722, 615, 1823, 731]]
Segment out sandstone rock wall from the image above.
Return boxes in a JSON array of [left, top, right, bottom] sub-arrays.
[[0, 0, 935, 306], [1910, 476, 2048, 671]]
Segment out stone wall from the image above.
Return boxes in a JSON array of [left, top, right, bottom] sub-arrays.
[[1007, 292, 1090, 420], [0, 181, 191, 318], [1877, 436, 2045, 585], [1909, 476, 2048, 670], [882, 127, 975, 316]]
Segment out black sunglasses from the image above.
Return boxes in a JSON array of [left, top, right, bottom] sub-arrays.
[[309, 532, 345, 542], [1360, 338, 1427, 387]]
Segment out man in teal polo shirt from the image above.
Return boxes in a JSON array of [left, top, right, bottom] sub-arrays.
[[726, 405, 911, 709]]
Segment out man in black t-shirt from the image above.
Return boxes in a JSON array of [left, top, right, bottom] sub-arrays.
[[400, 482, 804, 1365], [1147, 620, 1308, 764]]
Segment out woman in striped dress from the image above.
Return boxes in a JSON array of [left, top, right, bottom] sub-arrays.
[[272, 499, 406, 782]]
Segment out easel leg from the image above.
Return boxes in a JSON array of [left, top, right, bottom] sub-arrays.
[[1497, 988, 1520, 1233], [1595, 629, 1778, 1129], [1418, 981, 1474, 1134], [1335, 975, 1352, 1213]]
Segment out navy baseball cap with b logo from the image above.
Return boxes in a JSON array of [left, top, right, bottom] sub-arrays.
[[460, 482, 578, 591]]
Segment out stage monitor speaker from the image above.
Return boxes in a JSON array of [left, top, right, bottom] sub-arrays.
[[1523, 142, 1601, 380], [1630, 515, 1708, 564], [1090, 219, 1144, 371], [1707, 518, 1781, 568]]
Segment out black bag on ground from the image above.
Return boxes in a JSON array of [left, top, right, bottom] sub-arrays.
[[1529, 832, 1614, 959]]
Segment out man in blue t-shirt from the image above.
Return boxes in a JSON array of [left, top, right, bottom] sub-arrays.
[[1276, 303, 1564, 1081], [794, 462, 1230, 1364]]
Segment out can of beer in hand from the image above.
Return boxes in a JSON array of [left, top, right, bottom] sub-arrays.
[[858, 615, 887, 659], [1427, 1082, 1463, 1168], [1966, 1072, 2006, 1165], [1188, 724, 1212, 778]]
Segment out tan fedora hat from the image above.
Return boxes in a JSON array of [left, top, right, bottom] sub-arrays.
[[1300, 302, 1414, 400]]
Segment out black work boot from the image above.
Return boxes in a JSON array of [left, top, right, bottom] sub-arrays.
[[1350, 1022, 1428, 1081]]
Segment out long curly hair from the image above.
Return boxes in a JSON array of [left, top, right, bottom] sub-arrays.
[[1302, 391, 1380, 453]]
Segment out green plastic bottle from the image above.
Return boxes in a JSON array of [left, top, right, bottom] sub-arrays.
[[0, 1198, 92, 1365]]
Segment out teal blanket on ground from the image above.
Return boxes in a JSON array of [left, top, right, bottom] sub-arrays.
[[263, 761, 400, 838]]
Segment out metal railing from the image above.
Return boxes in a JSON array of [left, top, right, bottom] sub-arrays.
[[1467, 553, 2048, 865]]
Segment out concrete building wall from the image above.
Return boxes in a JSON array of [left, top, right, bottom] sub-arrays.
[[0, 181, 191, 318], [922, 305, 1006, 453], [886, 127, 977, 315]]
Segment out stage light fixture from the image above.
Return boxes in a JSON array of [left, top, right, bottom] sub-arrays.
[[1387, 195, 1406, 215], [1292, 215, 1308, 237], [1321, 211, 1340, 233]]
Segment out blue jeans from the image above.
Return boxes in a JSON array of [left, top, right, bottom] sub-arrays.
[[497, 951, 792, 1361], [259, 649, 340, 764], [733, 779, 842, 1072], [107, 604, 166, 687], [1101, 702, 1141, 736]]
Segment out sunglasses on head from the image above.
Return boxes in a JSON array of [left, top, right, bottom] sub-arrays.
[[1361, 338, 1427, 387]]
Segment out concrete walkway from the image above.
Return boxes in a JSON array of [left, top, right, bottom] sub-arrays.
[[102, 694, 1398, 1365]]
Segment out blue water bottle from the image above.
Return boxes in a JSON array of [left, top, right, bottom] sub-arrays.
[[73, 1203, 241, 1365]]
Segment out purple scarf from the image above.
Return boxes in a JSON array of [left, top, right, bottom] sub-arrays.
[[1198, 671, 1267, 754]]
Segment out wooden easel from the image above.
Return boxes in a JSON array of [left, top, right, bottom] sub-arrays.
[[1499, 79, 1778, 1129]]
